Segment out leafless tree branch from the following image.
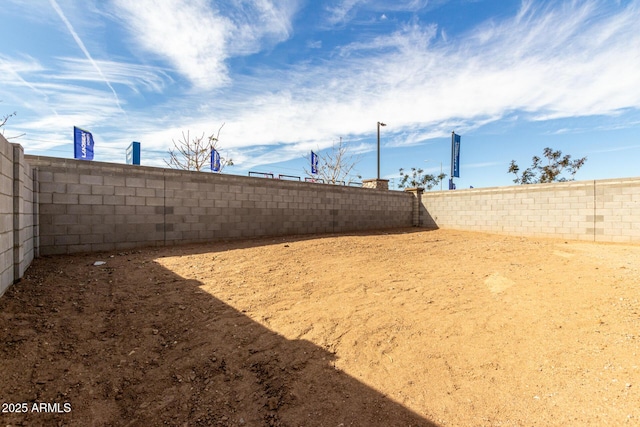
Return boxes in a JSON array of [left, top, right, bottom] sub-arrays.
[[303, 138, 362, 184], [165, 123, 233, 172]]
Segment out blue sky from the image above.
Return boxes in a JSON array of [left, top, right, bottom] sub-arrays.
[[1, 0, 639, 190]]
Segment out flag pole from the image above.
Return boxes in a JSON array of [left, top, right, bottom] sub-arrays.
[[450, 131, 454, 190]]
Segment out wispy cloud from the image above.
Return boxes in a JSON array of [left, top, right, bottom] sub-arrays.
[[0, 55, 50, 104], [54, 58, 173, 94], [49, 0, 125, 113], [112, 0, 231, 90], [225, 0, 298, 55], [325, 0, 367, 26], [204, 0, 640, 166], [6, 0, 640, 173], [325, 0, 432, 26], [464, 161, 503, 169], [588, 144, 640, 154], [0, 55, 134, 148], [338, 20, 439, 56], [112, 0, 298, 90]]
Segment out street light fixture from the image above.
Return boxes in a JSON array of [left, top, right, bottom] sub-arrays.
[[377, 121, 386, 179]]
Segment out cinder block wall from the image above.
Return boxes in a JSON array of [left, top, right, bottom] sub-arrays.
[[0, 136, 13, 295], [420, 178, 640, 242], [26, 156, 414, 255], [15, 146, 37, 277], [1, 135, 37, 296]]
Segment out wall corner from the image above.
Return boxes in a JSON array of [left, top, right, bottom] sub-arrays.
[[404, 187, 424, 227]]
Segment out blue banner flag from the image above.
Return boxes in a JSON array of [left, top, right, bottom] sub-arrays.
[[452, 132, 461, 178], [73, 126, 94, 160], [211, 148, 221, 172], [126, 141, 141, 165], [311, 151, 318, 174]]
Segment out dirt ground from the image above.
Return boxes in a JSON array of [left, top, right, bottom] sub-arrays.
[[1, 228, 639, 426]]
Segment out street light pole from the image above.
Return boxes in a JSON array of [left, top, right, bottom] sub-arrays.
[[377, 121, 386, 179]]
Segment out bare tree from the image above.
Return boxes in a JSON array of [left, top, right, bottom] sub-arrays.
[[508, 147, 587, 184], [0, 111, 14, 130], [304, 138, 362, 184], [165, 123, 233, 172], [1, 102, 25, 140], [397, 167, 447, 190]]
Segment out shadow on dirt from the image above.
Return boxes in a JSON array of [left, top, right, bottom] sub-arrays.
[[0, 229, 439, 426]]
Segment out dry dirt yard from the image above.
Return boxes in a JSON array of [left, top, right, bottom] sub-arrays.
[[1, 228, 639, 426]]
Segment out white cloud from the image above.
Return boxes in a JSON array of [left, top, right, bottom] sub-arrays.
[[77, 2, 640, 167], [338, 1, 640, 123], [325, 0, 367, 26], [226, 0, 298, 55], [112, 0, 298, 90], [212, 0, 640, 166], [325, 0, 433, 26], [8, 0, 640, 173], [0, 56, 49, 102], [49, 0, 124, 112], [54, 58, 173, 93], [464, 161, 503, 169], [588, 144, 640, 154], [112, 0, 231, 90], [337, 19, 438, 56]]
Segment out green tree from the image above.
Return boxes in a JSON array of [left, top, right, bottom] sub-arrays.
[[165, 123, 233, 172], [508, 147, 587, 184], [398, 167, 446, 190]]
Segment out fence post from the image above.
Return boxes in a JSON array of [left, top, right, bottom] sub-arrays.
[[404, 187, 424, 227], [362, 179, 389, 190]]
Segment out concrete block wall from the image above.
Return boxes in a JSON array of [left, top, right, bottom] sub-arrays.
[[594, 178, 640, 242], [0, 136, 12, 295], [4, 145, 640, 295], [1, 135, 37, 296], [404, 188, 424, 226], [14, 145, 37, 278], [420, 177, 640, 242], [26, 156, 413, 255]]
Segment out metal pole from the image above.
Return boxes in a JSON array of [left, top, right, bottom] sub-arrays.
[[377, 123, 380, 180], [450, 131, 455, 190], [377, 122, 386, 180], [451, 131, 454, 178], [440, 161, 443, 191]]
